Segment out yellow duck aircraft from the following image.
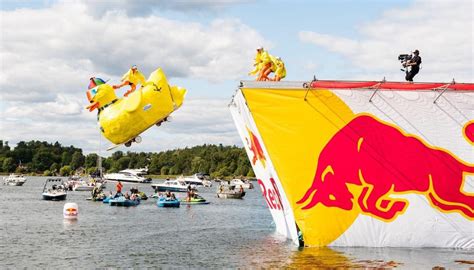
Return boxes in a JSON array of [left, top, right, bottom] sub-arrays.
[[86, 68, 186, 149]]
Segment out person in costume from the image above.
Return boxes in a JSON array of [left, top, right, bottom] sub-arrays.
[[272, 57, 286, 81], [249, 46, 264, 76], [257, 48, 273, 81], [113, 65, 146, 96]]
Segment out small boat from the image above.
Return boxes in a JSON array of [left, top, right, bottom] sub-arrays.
[[157, 196, 180, 208], [151, 179, 191, 193], [73, 180, 95, 191], [42, 178, 67, 201], [230, 179, 254, 189], [202, 179, 213, 187], [180, 194, 210, 205], [217, 184, 245, 199], [109, 196, 140, 207], [3, 174, 27, 186]]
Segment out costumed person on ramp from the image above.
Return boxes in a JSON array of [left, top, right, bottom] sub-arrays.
[[249, 46, 264, 77], [113, 65, 146, 96], [271, 56, 286, 81]]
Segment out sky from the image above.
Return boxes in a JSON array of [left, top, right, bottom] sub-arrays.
[[1, 0, 472, 154]]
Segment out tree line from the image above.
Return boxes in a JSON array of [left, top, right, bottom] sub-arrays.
[[0, 140, 255, 178]]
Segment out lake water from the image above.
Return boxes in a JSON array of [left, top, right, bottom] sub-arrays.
[[0, 176, 472, 269]]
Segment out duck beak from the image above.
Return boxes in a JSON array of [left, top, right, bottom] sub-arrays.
[[86, 102, 100, 112]]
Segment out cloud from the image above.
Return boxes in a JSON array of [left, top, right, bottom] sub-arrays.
[[0, 1, 264, 153], [299, 0, 473, 82], [1, 1, 266, 92], [79, 0, 252, 17]]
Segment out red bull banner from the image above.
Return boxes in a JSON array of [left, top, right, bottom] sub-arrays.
[[229, 80, 474, 248]]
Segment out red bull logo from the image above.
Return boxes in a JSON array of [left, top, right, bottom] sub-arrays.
[[245, 127, 267, 168], [297, 114, 474, 221], [258, 177, 284, 211], [64, 208, 78, 217]]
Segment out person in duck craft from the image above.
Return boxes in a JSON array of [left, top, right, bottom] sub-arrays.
[[113, 65, 146, 97]]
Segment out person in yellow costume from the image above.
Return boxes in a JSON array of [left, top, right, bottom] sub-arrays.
[[113, 65, 146, 97], [272, 57, 286, 81], [249, 47, 264, 76], [257, 48, 273, 81]]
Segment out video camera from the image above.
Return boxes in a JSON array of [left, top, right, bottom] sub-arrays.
[[398, 53, 412, 72]]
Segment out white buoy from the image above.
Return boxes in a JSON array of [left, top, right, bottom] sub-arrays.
[[63, 202, 78, 220]]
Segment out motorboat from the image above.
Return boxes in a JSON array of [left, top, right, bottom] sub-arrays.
[[202, 179, 213, 187], [151, 179, 190, 192], [230, 179, 254, 189], [42, 178, 67, 201], [104, 168, 151, 183], [180, 174, 204, 186], [217, 183, 245, 199], [157, 196, 180, 208], [3, 174, 27, 186], [73, 180, 96, 191]]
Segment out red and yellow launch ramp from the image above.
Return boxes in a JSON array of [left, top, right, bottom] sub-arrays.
[[229, 80, 474, 248]]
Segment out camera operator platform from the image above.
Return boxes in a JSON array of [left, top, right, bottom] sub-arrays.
[[403, 49, 422, 82]]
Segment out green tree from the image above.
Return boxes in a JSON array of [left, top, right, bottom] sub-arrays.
[[3, 157, 16, 172], [160, 166, 169, 175], [59, 165, 72, 176], [117, 156, 131, 171], [85, 153, 98, 168], [50, 163, 60, 174], [61, 151, 72, 166], [70, 151, 85, 170], [32, 149, 55, 172]]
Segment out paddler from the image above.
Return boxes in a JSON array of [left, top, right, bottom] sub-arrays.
[[113, 65, 146, 97]]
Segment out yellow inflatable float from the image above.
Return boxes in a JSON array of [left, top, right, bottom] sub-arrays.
[[86, 68, 186, 148]]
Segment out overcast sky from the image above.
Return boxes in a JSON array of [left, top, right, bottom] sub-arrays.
[[1, 0, 472, 154]]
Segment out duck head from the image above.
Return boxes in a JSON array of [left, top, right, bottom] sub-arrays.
[[86, 78, 118, 112]]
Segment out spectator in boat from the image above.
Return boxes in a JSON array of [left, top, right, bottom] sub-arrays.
[[124, 192, 130, 199], [113, 65, 146, 97], [239, 185, 244, 193], [165, 190, 172, 198], [116, 181, 123, 196], [405, 50, 422, 82], [170, 193, 176, 200]]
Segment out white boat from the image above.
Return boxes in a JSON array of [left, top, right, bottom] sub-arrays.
[[217, 184, 245, 199], [230, 179, 254, 189], [73, 180, 95, 191], [42, 178, 67, 201], [151, 179, 190, 193], [3, 174, 27, 186], [104, 169, 151, 183], [180, 174, 204, 186], [202, 179, 213, 187]]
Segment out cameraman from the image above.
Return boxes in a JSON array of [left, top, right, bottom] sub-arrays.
[[405, 49, 421, 82]]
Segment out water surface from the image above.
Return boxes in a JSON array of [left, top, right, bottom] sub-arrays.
[[0, 177, 471, 269]]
